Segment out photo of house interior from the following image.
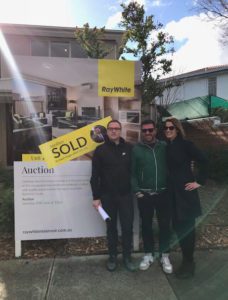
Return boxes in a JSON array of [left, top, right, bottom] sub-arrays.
[[1, 57, 141, 161]]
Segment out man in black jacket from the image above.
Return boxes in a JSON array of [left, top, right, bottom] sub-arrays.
[[90, 120, 135, 272]]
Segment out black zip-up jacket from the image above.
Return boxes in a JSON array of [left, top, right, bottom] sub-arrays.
[[90, 137, 132, 199]]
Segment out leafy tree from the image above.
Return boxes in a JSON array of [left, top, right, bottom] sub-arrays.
[[194, 0, 228, 44], [74, 2, 174, 118], [119, 1, 174, 117], [75, 23, 111, 58]]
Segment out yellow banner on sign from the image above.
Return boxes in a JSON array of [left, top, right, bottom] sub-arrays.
[[39, 116, 112, 169], [98, 60, 135, 97], [22, 154, 45, 162]]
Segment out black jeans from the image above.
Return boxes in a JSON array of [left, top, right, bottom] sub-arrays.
[[172, 217, 196, 262], [101, 193, 134, 258], [137, 191, 171, 254]]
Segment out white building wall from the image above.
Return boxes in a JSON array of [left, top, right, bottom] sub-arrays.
[[0, 78, 13, 90], [160, 78, 208, 105], [77, 83, 103, 117], [217, 74, 228, 100], [183, 78, 207, 100], [160, 84, 184, 104], [159, 71, 228, 107]]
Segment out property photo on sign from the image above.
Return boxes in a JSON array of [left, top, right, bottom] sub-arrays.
[[1, 57, 141, 163]]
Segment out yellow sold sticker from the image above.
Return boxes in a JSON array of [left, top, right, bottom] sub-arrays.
[[39, 116, 112, 168], [98, 59, 135, 97]]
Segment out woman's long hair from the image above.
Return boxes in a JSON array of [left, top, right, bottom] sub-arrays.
[[165, 117, 186, 139]]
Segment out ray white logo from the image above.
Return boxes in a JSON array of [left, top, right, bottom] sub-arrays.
[[102, 86, 131, 93]]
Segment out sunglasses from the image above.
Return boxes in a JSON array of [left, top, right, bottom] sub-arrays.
[[141, 128, 154, 133], [164, 126, 175, 131]]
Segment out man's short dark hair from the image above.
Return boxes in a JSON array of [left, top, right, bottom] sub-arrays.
[[141, 119, 156, 128], [107, 120, 122, 129]]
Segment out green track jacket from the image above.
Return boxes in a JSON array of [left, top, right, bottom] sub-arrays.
[[131, 140, 167, 193]]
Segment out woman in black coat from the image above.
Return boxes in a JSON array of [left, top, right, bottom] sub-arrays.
[[164, 117, 208, 279]]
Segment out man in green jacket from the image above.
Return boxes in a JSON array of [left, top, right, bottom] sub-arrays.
[[132, 120, 173, 273]]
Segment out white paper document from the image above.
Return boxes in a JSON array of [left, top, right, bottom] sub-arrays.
[[98, 206, 111, 222]]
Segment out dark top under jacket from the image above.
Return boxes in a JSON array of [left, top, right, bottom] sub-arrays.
[[167, 136, 208, 220], [90, 137, 132, 199]]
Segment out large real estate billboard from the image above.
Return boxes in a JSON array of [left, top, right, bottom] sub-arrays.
[[0, 56, 141, 256]]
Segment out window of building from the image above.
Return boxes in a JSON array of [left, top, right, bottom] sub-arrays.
[[47, 87, 67, 111], [31, 40, 49, 56], [51, 42, 70, 57], [6, 36, 30, 55], [71, 41, 87, 58], [208, 77, 217, 96]]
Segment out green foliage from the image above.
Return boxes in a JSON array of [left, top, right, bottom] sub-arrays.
[[0, 169, 14, 233], [0, 187, 14, 233], [206, 149, 228, 183], [75, 23, 111, 58], [0, 168, 13, 188], [119, 1, 174, 113]]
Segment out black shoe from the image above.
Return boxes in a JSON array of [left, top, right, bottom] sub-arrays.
[[106, 255, 117, 272], [175, 261, 195, 279], [123, 256, 137, 272]]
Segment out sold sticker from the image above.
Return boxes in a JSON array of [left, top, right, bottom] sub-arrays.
[[39, 116, 112, 168]]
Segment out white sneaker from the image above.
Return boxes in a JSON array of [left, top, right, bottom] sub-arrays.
[[139, 254, 154, 270], [160, 253, 173, 274]]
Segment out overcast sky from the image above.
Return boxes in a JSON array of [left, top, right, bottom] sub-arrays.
[[0, 0, 227, 74]]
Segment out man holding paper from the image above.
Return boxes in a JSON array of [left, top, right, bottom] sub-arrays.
[[90, 120, 135, 272]]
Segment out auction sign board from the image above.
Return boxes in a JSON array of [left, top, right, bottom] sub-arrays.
[[14, 161, 106, 256], [2, 55, 141, 256], [14, 160, 140, 257]]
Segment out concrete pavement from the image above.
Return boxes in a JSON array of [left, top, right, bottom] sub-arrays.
[[0, 249, 227, 300]]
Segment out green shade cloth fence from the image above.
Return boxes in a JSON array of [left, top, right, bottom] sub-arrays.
[[167, 96, 228, 120]]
